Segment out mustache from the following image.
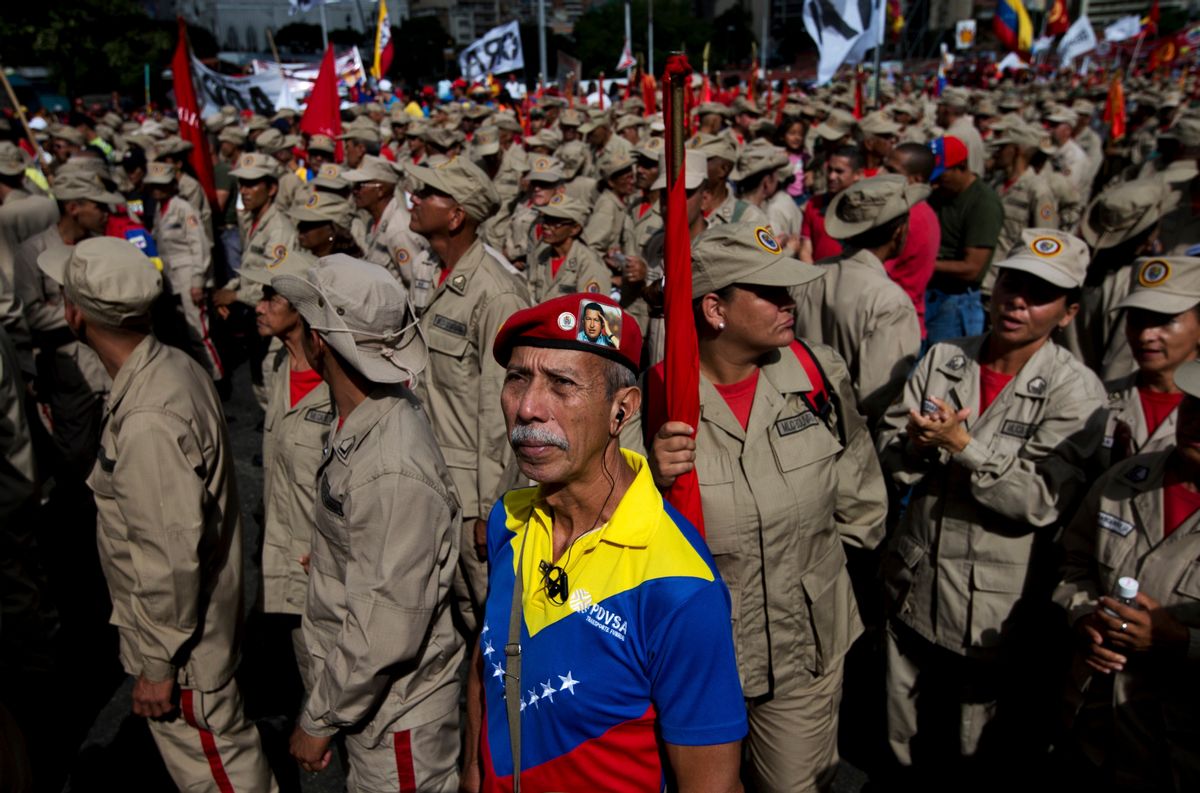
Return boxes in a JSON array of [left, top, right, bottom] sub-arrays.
[[510, 425, 569, 450]]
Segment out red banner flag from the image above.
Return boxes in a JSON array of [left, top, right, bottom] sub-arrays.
[[1104, 73, 1126, 141], [660, 54, 704, 536], [1046, 0, 1070, 36], [641, 71, 657, 116], [853, 68, 864, 120], [171, 19, 217, 207], [299, 46, 344, 161]]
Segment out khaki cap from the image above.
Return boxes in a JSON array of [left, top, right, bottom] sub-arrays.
[[993, 229, 1090, 289], [312, 162, 351, 190], [731, 142, 789, 182], [540, 95, 567, 109], [220, 105, 238, 119], [825, 175, 930, 240], [557, 141, 589, 178], [49, 124, 86, 146], [343, 154, 400, 185], [536, 193, 588, 225], [559, 108, 585, 127], [1162, 117, 1200, 148], [271, 254, 426, 383], [0, 142, 30, 176], [246, 115, 271, 131], [53, 173, 124, 205], [307, 134, 336, 153], [1080, 179, 1163, 250], [635, 136, 664, 161], [204, 113, 228, 133], [691, 222, 823, 298], [579, 112, 612, 135], [405, 118, 428, 137], [389, 107, 412, 126], [1072, 99, 1097, 117], [1174, 359, 1200, 398], [696, 102, 733, 119], [471, 126, 501, 156], [161, 118, 180, 134], [859, 111, 902, 137], [1044, 106, 1078, 125], [992, 122, 1046, 150], [218, 126, 247, 146], [597, 149, 634, 180], [527, 127, 563, 151], [339, 120, 381, 143], [686, 131, 737, 164], [406, 156, 499, 221], [732, 97, 761, 116], [37, 237, 162, 326], [289, 190, 353, 225], [938, 87, 970, 109], [143, 161, 178, 185], [271, 108, 298, 123], [974, 96, 998, 117], [462, 103, 492, 121], [650, 149, 707, 190], [230, 152, 281, 180], [527, 155, 565, 184], [814, 109, 857, 140], [422, 125, 463, 150], [255, 128, 291, 154], [1114, 257, 1200, 314], [240, 248, 320, 287], [616, 114, 647, 133], [155, 136, 193, 157], [102, 112, 124, 129], [493, 112, 522, 133]]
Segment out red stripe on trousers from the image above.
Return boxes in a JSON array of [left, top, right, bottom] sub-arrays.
[[180, 689, 237, 793], [394, 730, 417, 793]]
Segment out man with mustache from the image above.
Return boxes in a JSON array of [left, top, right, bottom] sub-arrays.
[[460, 293, 747, 793]]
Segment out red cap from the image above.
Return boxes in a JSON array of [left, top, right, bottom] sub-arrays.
[[493, 293, 642, 373]]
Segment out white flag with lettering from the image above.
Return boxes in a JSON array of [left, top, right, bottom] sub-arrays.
[[458, 21, 524, 82], [1104, 15, 1143, 43], [1058, 16, 1097, 67], [803, 0, 880, 86]]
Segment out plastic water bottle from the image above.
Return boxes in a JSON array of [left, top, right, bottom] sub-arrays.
[[1102, 577, 1139, 617]]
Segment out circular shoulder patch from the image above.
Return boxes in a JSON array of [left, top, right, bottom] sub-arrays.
[[549, 194, 565, 205], [240, 154, 256, 168], [534, 157, 551, 171], [268, 244, 289, 269], [557, 311, 576, 331], [754, 226, 782, 254], [305, 192, 320, 208], [394, 247, 411, 264], [320, 164, 339, 178], [1030, 236, 1062, 256], [1038, 204, 1053, 221], [1138, 259, 1171, 288]]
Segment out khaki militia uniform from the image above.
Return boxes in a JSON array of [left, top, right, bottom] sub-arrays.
[[793, 248, 921, 429], [877, 337, 1106, 767], [361, 197, 437, 313], [525, 240, 609, 303], [1100, 374, 1179, 469], [13, 229, 110, 477], [231, 202, 298, 307], [275, 169, 308, 217], [153, 196, 223, 379], [416, 239, 529, 625], [88, 336, 277, 792], [0, 189, 57, 368], [260, 348, 333, 674], [766, 190, 804, 240], [503, 201, 540, 266], [301, 383, 463, 792], [981, 168, 1060, 297], [1054, 452, 1200, 791], [177, 172, 213, 245], [582, 189, 635, 256], [630, 199, 662, 256], [1058, 263, 1137, 383], [707, 190, 768, 229], [947, 115, 986, 177], [623, 341, 887, 792]]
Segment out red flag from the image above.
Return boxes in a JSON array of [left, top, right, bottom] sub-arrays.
[[853, 68, 864, 120], [1149, 0, 1161, 25], [1046, 0, 1070, 36], [660, 54, 704, 536], [171, 19, 217, 207], [775, 80, 790, 127], [701, 74, 713, 103], [641, 71, 657, 115], [300, 46, 344, 161], [1104, 73, 1126, 141]]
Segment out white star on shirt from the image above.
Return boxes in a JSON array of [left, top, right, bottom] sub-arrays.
[[481, 623, 490, 635], [540, 680, 556, 703], [558, 671, 579, 695], [527, 689, 540, 709], [492, 662, 504, 680], [483, 640, 495, 658]]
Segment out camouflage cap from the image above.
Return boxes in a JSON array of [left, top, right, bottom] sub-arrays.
[[691, 222, 823, 298], [825, 174, 930, 240], [1115, 257, 1200, 315], [38, 237, 162, 326]]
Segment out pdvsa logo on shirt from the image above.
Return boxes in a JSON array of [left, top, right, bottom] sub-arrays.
[[571, 589, 629, 642]]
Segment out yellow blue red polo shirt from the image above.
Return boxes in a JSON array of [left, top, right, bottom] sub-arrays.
[[479, 450, 747, 792]]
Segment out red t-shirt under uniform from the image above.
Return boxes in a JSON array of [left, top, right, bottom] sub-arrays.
[[801, 193, 844, 262], [1138, 388, 1184, 438], [979, 366, 1014, 416], [289, 366, 323, 408], [1164, 470, 1200, 537], [714, 370, 760, 430]]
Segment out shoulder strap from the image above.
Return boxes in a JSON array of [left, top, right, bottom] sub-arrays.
[[731, 199, 748, 223], [504, 535, 526, 793], [791, 339, 847, 448]]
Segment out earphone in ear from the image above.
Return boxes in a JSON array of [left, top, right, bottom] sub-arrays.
[[616, 409, 626, 424]]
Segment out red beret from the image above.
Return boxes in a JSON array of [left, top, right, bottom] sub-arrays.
[[493, 293, 642, 373]]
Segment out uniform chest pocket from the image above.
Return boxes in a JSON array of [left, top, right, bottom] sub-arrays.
[[1174, 561, 1200, 602], [425, 322, 473, 387], [769, 413, 841, 472]]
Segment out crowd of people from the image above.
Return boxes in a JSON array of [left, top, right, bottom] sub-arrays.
[[1, 64, 1199, 793]]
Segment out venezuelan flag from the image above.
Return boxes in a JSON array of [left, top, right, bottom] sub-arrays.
[[994, 0, 1033, 53]]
